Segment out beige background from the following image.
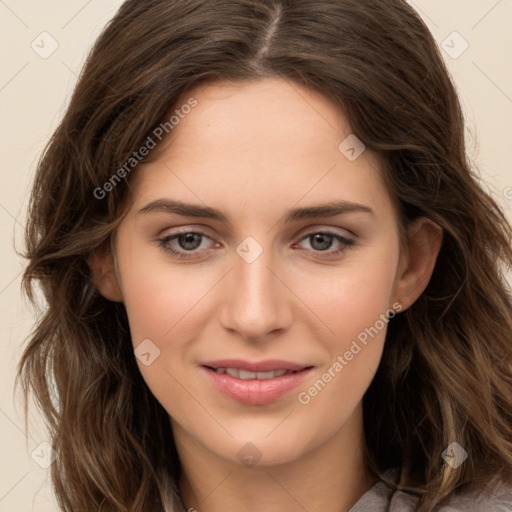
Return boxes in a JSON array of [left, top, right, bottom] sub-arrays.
[[1, 1, 511, 510]]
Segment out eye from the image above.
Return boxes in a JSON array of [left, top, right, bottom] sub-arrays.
[[157, 231, 217, 259], [156, 228, 355, 261], [294, 230, 355, 258]]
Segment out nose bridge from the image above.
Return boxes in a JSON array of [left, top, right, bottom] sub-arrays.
[[220, 238, 291, 340]]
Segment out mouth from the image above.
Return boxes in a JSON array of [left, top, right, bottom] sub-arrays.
[[204, 367, 306, 380], [200, 359, 314, 405]]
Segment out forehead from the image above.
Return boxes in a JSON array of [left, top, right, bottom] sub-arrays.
[[156, 76, 352, 160], [126, 77, 393, 224]]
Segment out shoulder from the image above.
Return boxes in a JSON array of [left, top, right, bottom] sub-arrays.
[[350, 470, 512, 512], [438, 475, 512, 512], [397, 475, 512, 512]]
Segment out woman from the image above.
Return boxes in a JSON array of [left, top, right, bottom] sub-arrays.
[[19, 0, 512, 511]]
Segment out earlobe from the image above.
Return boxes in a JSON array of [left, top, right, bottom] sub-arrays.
[[87, 246, 124, 303], [394, 217, 443, 311]]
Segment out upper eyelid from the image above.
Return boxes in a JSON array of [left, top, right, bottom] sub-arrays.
[[159, 226, 354, 240], [300, 227, 355, 239]]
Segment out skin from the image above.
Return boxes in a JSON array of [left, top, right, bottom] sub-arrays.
[[89, 77, 442, 512]]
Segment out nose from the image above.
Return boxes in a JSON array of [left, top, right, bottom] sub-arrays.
[[219, 245, 293, 342]]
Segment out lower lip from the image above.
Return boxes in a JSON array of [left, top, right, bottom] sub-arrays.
[[200, 366, 313, 405]]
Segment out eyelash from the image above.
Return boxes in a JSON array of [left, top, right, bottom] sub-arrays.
[[156, 229, 355, 261]]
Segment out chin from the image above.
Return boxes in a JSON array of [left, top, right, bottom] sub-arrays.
[[211, 425, 320, 468]]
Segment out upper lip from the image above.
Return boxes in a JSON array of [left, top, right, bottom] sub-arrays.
[[201, 359, 312, 372]]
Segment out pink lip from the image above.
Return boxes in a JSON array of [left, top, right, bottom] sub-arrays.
[[201, 358, 309, 372], [200, 359, 313, 405]]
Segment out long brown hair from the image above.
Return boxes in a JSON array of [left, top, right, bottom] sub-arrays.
[[18, 1, 512, 510]]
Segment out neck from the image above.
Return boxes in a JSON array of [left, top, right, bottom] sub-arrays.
[[173, 404, 376, 512]]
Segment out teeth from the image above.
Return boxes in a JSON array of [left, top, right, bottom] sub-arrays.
[[239, 369, 257, 379], [213, 367, 291, 379], [256, 370, 276, 379]]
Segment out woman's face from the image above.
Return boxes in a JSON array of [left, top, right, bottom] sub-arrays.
[[108, 77, 409, 466]]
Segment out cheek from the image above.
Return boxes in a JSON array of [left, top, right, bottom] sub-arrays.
[[117, 252, 211, 410], [296, 245, 399, 351], [118, 247, 214, 344], [292, 245, 398, 413]]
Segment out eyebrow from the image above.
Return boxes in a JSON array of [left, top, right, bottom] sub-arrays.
[[138, 198, 373, 222]]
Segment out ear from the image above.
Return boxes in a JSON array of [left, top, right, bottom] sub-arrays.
[[87, 245, 124, 302], [393, 217, 442, 311]]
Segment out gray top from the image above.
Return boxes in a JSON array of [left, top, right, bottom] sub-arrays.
[[348, 470, 512, 511]]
